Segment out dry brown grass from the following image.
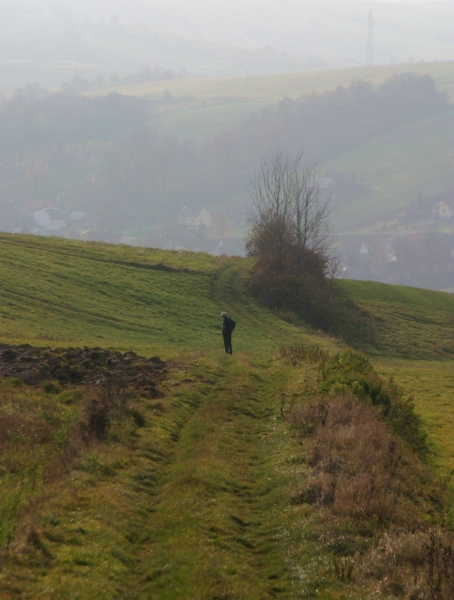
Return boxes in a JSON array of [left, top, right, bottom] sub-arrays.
[[359, 529, 454, 599], [289, 391, 454, 598], [277, 342, 330, 366], [291, 395, 430, 527]]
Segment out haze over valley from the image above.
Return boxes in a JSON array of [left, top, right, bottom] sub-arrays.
[[2, 0, 454, 90], [1, 0, 454, 291]]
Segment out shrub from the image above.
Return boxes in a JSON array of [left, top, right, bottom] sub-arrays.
[[82, 377, 141, 442], [319, 349, 427, 454], [86, 396, 111, 441], [43, 381, 61, 395], [283, 342, 452, 597]]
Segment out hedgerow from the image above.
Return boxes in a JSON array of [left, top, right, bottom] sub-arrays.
[[281, 343, 453, 599]]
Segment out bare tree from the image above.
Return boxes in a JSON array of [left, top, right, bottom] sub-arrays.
[[246, 149, 335, 280], [246, 150, 293, 274]]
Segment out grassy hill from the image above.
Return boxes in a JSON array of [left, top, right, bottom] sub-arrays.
[[1, 233, 454, 598], [328, 107, 454, 230], [0, 234, 319, 357], [338, 279, 454, 475], [1, 233, 452, 359]]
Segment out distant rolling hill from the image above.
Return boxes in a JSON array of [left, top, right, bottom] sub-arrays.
[[327, 106, 454, 230], [2, 58, 454, 253], [2, 0, 454, 93], [94, 61, 454, 233], [90, 62, 454, 156]]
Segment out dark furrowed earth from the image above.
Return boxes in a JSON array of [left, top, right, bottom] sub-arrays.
[[0, 344, 166, 398]]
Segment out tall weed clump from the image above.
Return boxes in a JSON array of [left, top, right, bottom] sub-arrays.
[[359, 528, 454, 599], [83, 377, 129, 442]]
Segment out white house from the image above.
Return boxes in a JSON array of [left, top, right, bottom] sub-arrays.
[[432, 200, 454, 221], [33, 208, 66, 231], [178, 206, 212, 230]]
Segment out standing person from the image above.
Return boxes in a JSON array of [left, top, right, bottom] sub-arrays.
[[221, 311, 236, 354]]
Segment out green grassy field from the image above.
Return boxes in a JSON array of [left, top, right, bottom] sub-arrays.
[[94, 62, 454, 105], [339, 279, 454, 358], [0, 234, 321, 357], [376, 358, 454, 472], [1, 233, 454, 598]]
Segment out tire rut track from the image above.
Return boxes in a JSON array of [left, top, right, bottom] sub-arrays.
[[121, 353, 295, 599]]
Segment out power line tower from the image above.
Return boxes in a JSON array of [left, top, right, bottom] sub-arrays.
[[366, 9, 374, 66]]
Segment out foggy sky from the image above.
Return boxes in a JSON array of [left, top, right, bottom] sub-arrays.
[[8, 2, 454, 54]]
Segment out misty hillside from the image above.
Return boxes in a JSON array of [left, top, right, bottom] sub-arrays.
[[1, 63, 453, 290], [1, 0, 454, 93]]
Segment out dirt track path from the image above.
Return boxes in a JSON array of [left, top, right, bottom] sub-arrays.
[[119, 352, 300, 599]]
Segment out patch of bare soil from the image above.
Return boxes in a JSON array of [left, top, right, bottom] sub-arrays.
[[0, 344, 166, 398]]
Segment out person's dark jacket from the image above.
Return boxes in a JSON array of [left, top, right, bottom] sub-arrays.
[[222, 316, 235, 334]]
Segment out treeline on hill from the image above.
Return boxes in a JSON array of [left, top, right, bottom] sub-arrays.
[[261, 72, 448, 160], [0, 73, 448, 237], [208, 71, 449, 180], [61, 67, 187, 94]]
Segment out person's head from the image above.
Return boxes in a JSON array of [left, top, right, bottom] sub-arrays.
[[221, 311, 227, 318]]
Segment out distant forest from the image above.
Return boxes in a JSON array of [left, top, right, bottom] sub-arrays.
[[0, 73, 449, 239]]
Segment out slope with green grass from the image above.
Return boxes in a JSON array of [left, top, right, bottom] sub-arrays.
[[3, 348, 431, 599], [338, 278, 454, 486], [328, 107, 454, 230], [0, 352, 310, 598], [1, 234, 454, 598], [0, 234, 323, 357], [338, 279, 454, 358]]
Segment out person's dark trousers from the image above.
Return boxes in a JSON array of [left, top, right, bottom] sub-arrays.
[[223, 332, 232, 354]]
